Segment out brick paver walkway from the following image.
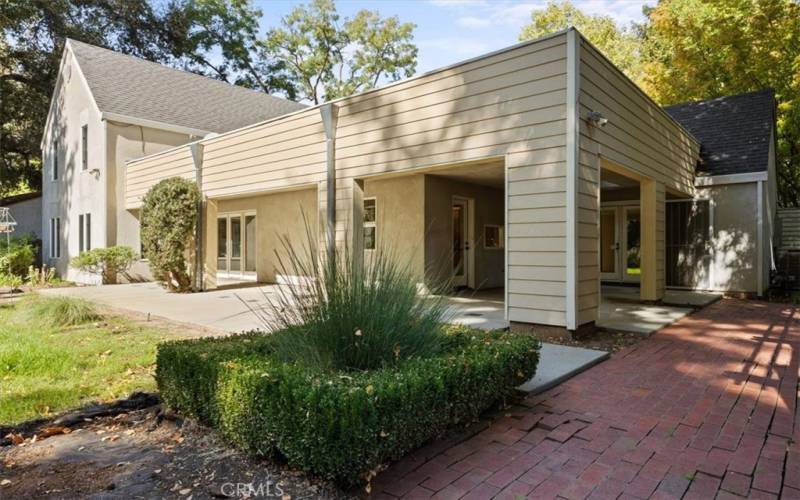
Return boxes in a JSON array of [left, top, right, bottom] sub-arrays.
[[373, 299, 800, 499]]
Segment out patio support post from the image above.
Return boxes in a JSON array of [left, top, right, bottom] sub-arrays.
[[202, 198, 218, 290], [190, 142, 204, 291], [640, 178, 665, 301]]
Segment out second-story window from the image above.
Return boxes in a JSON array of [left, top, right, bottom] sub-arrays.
[[52, 140, 59, 180], [81, 124, 88, 170]]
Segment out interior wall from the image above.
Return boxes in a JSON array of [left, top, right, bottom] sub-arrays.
[[424, 174, 505, 290], [363, 175, 426, 279], [216, 187, 318, 283]]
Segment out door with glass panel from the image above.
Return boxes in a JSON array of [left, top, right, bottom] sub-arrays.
[[217, 212, 257, 280], [622, 207, 641, 282]]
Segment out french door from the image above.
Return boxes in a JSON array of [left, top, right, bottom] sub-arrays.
[[217, 212, 257, 280], [600, 205, 641, 283]]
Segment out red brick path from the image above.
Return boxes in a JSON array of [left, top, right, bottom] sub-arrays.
[[373, 300, 800, 499]]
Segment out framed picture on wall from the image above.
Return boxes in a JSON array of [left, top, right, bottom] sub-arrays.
[[484, 224, 503, 249]]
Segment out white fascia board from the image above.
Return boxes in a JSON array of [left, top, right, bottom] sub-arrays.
[[101, 112, 212, 138], [565, 28, 580, 331], [695, 171, 767, 187]]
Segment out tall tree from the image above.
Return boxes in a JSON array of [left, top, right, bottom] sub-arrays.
[[162, 0, 295, 97], [0, 0, 289, 197], [1, 0, 175, 196], [640, 0, 800, 206], [262, 0, 418, 104], [519, 0, 643, 83]]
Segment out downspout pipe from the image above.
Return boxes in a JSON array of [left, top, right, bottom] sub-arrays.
[[320, 103, 339, 264], [191, 142, 204, 291]]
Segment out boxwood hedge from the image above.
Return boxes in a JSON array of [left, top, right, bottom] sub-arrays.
[[156, 326, 539, 488]]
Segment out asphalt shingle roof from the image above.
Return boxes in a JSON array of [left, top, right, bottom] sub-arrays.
[[664, 89, 775, 176], [67, 39, 306, 134]]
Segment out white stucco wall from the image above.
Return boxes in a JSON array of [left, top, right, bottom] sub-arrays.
[[41, 49, 106, 283]]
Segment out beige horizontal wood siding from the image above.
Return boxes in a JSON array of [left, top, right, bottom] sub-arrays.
[[332, 35, 568, 326], [123, 32, 571, 326], [576, 35, 699, 325], [578, 37, 699, 194], [125, 146, 195, 208]]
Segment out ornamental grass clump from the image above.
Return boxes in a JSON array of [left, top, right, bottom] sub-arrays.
[[19, 295, 101, 327], [255, 220, 448, 372]]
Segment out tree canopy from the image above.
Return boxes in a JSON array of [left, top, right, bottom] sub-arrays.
[[261, 0, 417, 104], [0, 0, 418, 195], [520, 0, 800, 206]]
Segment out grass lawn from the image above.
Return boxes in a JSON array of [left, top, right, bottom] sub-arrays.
[[0, 297, 176, 425]]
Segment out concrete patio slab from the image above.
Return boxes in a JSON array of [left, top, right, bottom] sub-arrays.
[[596, 300, 693, 334], [517, 343, 609, 394]]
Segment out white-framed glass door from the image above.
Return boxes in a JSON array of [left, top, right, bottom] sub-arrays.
[[622, 206, 641, 282], [600, 208, 621, 281], [452, 196, 475, 288], [217, 212, 257, 281]]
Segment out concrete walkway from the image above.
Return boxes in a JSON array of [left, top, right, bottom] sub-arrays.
[[39, 283, 509, 333], [373, 299, 800, 499]]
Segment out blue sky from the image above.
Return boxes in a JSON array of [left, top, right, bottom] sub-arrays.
[[253, 0, 653, 74]]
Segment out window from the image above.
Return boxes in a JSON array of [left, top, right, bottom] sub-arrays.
[[52, 140, 59, 180], [484, 225, 504, 249], [79, 213, 91, 252], [81, 125, 88, 170], [49, 218, 61, 259], [363, 198, 376, 250]]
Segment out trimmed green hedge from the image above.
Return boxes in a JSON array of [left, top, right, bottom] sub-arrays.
[[156, 326, 539, 487]]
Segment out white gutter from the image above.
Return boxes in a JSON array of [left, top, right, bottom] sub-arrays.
[[695, 171, 767, 187]]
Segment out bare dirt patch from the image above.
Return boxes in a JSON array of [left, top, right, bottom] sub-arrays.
[[1, 405, 351, 499], [533, 329, 646, 353]]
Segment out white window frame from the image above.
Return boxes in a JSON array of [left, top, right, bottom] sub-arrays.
[[363, 197, 377, 250], [81, 124, 88, 171], [484, 224, 504, 250], [79, 212, 91, 253], [52, 140, 59, 181], [49, 217, 61, 259]]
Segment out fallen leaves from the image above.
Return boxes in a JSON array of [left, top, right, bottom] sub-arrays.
[[37, 426, 71, 438], [4, 433, 24, 445]]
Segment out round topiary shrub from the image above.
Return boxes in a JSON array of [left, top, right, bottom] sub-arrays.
[[140, 177, 200, 292]]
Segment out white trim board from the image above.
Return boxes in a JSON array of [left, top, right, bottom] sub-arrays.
[[102, 112, 211, 138], [564, 28, 580, 331], [695, 171, 767, 187]]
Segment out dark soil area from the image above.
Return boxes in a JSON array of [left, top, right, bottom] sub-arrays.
[[1, 401, 352, 499]]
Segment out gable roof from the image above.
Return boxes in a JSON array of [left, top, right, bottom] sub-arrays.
[[66, 39, 306, 135], [664, 89, 775, 176]]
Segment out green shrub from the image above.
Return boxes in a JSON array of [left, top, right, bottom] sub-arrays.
[[258, 221, 448, 371], [156, 327, 539, 488], [0, 235, 36, 277], [26, 265, 58, 287], [70, 246, 138, 284], [140, 177, 199, 292], [0, 273, 24, 292], [19, 295, 101, 327]]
